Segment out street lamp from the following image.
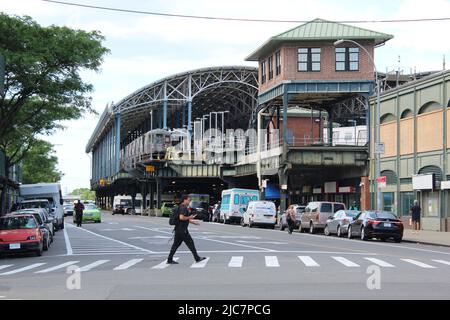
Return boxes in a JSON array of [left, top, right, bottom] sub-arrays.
[[334, 39, 381, 211]]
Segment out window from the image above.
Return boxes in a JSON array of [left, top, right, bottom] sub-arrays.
[[268, 55, 273, 80], [320, 203, 332, 213], [334, 203, 345, 212], [222, 195, 230, 205], [275, 51, 281, 75], [261, 60, 266, 84], [335, 47, 359, 71], [400, 192, 415, 216], [233, 194, 240, 205], [298, 48, 321, 72], [382, 192, 395, 212]]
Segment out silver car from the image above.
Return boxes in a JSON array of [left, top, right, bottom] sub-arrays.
[[300, 202, 346, 234], [324, 210, 360, 237]]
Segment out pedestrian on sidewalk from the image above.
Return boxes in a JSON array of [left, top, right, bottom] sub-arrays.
[[410, 200, 421, 234], [167, 195, 206, 264], [349, 201, 359, 210], [286, 205, 296, 234], [74, 200, 85, 228]]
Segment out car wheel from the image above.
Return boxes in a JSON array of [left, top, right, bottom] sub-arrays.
[[394, 237, 402, 243], [309, 222, 315, 234], [347, 226, 353, 239], [324, 225, 330, 236], [380, 237, 387, 242], [43, 237, 49, 251], [361, 226, 368, 241], [337, 225, 342, 237]]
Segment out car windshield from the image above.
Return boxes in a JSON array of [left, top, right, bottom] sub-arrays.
[[165, 203, 175, 208], [345, 211, 359, 217], [190, 201, 208, 209], [120, 200, 132, 206], [376, 212, 398, 219], [84, 204, 97, 210], [64, 205, 74, 210], [19, 201, 49, 210], [0, 216, 37, 230]]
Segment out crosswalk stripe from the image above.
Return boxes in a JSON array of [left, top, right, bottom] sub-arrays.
[[332, 256, 360, 267], [77, 260, 109, 272], [191, 257, 210, 269], [432, 259, 450, 266], [0, 265, 13, 271], [113, 259, 144, 271], [152, 258, 179, 269], [35, 261, 80, 273], [401, 259, 436, 268], [364, 257, 395, 268], [265, 256, 280, 267], [0, 263, 47, 275], [228, 256, 244, 268], [298, 256, 320, 267]]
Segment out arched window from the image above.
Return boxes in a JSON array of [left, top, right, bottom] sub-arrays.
[[418, 101, 441, 114], [400, 109, 413, 119], [381, 170, 398, 185], [380, 113, 396, 124], [418, 165, 443, 183]]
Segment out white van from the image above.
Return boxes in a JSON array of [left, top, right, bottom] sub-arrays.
[[19, 183, 65, 230], [113, 194, 143, 215], [220, 188, 259, 224], [242, 200, 277, 229]]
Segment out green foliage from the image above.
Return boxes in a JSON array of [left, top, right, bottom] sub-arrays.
[[0, 13, 110, 165], [70, 188, 96, 201], [21, 139, 63, 184]]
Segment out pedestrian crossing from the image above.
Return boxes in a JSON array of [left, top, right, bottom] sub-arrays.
[[0, 255, 449, 276]]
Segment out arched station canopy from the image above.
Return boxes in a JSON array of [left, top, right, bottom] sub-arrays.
[[86, 66, 258, 153]]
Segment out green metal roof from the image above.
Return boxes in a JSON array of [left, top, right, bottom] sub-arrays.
[[246, 18, 393, 61]]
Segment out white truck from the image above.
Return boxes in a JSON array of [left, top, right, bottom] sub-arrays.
[[19, 183, 65, 230]]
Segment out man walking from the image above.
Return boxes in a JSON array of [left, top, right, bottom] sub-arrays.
[[410, 200, 421, 234], [167, 195, 206, 264], [74, 200, 85, 227], [285, 205, 296, 234]]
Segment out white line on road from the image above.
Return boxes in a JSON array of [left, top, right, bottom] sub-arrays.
[[77, 260, 110, 272], [67, 223, 153, 253], [237, 241, 287, 245], [0, 263, 47, 275], [0, 265, 13, 271], [401, 259, 436, 268], [152, 258, 179, 269], [265, 256, 280, 267], [191, 257, 210, 268], [332, 256, 360, 267], [113, 259, 144, 271], [35, 261, 80, 273], [432, 259, 450, 266], [298, 256, 320, 267], [228, 256, 244, 268], [134, 226, 276, 252], [364, 257, 395, 267], [63, 227, 73, 256]]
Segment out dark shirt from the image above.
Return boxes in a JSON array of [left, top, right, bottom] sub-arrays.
[[175, 204, 190, 233], [74, 203, 84, 214], [411, 205, 421, 219]]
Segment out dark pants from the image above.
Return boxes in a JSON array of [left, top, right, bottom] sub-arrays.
[[287, 219, 295, 233], [167, 231, 200, 262], [75, 212, 83, 227]]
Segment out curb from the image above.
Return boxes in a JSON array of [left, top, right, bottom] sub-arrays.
[[402, 238, 450, 248]]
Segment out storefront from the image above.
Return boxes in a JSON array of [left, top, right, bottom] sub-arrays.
[[412, 173, 441, 231]]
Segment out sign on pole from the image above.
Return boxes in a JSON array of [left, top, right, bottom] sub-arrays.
[[374, 142, 385, 155], [145, 165, 155, 172], [376, 176, 386, 189]]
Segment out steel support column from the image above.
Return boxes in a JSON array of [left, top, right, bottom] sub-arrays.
[[115, 112, 121, 175]]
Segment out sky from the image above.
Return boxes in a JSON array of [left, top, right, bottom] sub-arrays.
[[1, 0, 449, 195]]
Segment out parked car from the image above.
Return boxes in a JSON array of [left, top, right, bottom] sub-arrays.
[[14, 208, 55, 238], [324, 210, 360, 237], [161, 202, 176, 217], [300, 201, 346, 234], [63, 204, 74, 216], [0, 214, 45, 256], [74, 204, 102, 223], [347, 210, 403, 242], [188, 201, 209, 222], [278, 205, 306, 231], [241, 201, 277, 229], [112, 203, 126, 215], [18, 199, 60, 232]]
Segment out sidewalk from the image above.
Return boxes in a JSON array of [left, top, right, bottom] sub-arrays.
[[403, 229, 450, 247]]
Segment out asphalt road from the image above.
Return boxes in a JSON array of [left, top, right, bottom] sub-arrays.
[[1, 211, 450, 300]]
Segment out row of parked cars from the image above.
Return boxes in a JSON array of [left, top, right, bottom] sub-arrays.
[[277, 201, 404, 242], [0, 199, 64, 257]]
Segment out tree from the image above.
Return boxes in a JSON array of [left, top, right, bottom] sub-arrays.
[[70, 188, 95, 201], [21, 139, 63, 184], [0, 13, 109, 214]]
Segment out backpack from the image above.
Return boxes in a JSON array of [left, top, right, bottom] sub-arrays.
[[169, 205, 180, 226]]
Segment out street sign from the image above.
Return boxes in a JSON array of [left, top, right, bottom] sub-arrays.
[[377, 176, 386, 188], [145, 165, 155, 172], [99, 178, 106, 187], [374, 142, 385, 155]]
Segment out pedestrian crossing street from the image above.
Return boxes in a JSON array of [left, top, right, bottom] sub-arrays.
[[0, 255, 449, 276]]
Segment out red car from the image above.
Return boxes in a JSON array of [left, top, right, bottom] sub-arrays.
[[0, 214, 44, 256]]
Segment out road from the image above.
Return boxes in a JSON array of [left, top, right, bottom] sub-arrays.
[[1, 211, 450, 300]]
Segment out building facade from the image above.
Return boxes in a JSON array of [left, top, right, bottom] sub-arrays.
[[370, 70, 450, 231]]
